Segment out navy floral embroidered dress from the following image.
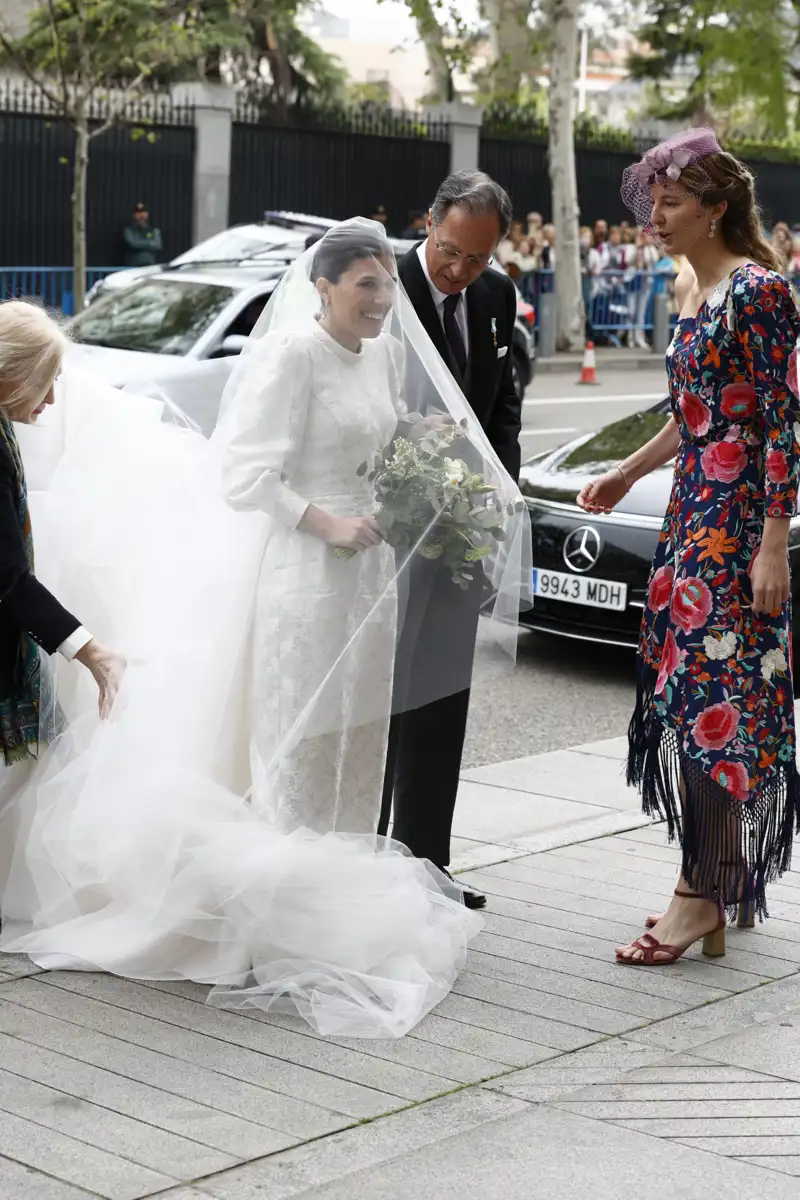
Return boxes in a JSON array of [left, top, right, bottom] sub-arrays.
[[628, 264, 800, 916]]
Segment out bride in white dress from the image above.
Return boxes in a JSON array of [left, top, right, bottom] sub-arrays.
[[0, 219, 532, 1037], [220, 226, 405, 834]]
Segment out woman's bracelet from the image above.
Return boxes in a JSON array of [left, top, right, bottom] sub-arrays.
[[615, 464, 631, 492]]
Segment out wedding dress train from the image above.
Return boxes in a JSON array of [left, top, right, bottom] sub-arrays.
[[1, 372, 481, 1038]]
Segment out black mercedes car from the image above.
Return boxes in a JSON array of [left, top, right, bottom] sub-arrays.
[[519, 397, 800, 669]]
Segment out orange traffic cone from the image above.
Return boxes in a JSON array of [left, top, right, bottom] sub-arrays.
[[577, 340, 599, 385]]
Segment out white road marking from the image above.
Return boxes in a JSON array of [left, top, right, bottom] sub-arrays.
[[524, 391, 664, 408], [520, 427, 577, 438]]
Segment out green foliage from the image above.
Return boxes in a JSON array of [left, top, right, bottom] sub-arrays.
[[729, 133, 800, 163], [381, 0, 483, 102], [342, 425, 519, 590], [629, 0, 799, 139], [232, 1, 348, 108], [0, 0, 244, 100], [0, 1, 347, 110], [483, 100, 636, 150], [389, 0, 479, 77]]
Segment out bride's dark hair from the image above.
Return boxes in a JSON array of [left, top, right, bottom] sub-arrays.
[[310, 227, 392, 284]]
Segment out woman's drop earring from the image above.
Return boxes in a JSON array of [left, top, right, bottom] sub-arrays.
[[708, 219, 717, 240]]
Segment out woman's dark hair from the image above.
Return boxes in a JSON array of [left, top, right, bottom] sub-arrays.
[[310, 228, 392, 284], [680, 152, 781, 273]]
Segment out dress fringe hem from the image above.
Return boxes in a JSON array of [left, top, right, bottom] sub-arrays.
[[627, 662, 800, 922]]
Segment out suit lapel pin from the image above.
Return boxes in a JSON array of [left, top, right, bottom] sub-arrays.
[[491, 317, 497, 348]]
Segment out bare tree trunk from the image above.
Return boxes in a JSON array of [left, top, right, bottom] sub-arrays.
[[547, 0, 584, 352], [71, 109, 89, 313], [481, 0, 533, 97], [412, 0, 454, 101]]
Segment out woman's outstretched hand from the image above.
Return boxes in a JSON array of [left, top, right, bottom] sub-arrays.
[[577, 470, 629, 515], [75, 639, 126, 718]]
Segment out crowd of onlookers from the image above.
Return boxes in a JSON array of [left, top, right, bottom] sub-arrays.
[[380, 203, 800, 348], [496, 213, 680, 348], [495, 212, 800, 348], [768, 221, 800, 279]]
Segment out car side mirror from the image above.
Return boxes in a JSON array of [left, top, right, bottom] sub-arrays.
[[217, 334, 249, 356]]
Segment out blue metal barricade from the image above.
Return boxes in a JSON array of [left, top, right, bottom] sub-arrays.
[[517, 268, 676, 348], [0, 267, 123, 315]]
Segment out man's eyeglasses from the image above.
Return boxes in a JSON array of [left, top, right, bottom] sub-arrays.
[[432, 230, 493, 270]]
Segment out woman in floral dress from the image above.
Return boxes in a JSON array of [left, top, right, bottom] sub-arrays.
[[579, 129, 800, 965]]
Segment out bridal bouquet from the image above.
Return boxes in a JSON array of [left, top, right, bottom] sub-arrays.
[[338, 421, 518, 589]]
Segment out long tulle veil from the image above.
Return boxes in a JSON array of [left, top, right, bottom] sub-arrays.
[[0, 218, 532, 1037]]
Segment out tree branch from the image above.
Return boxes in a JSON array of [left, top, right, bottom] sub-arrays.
[[45, 0, 70, 103], [0, 25, 67, 110], [88, 67, 148, 138]]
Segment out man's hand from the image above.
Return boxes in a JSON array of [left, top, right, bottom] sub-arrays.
[[75, 639, 126, 718], [408, 413, 455, 443]]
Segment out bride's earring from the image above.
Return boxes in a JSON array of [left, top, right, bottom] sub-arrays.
[[319, 296, 329, 319], [708, 218, 717, 239]]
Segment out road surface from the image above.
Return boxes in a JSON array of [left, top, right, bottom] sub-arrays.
[[465, 361, 668, 768]]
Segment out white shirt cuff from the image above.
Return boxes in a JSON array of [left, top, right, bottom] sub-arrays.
[[58, 626, 93, 662]]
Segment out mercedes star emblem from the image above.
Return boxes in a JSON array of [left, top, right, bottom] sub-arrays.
[[563, 526, 601, 573]]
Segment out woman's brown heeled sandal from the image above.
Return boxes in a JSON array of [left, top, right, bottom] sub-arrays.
[[618, 890, 726, 965], [646, 861, 756, 932]]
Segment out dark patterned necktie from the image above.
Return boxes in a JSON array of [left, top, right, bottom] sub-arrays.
[[442, 293, 467, 378]]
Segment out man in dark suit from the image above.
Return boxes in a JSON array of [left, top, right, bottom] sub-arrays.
[[378, 170, 522, 909]]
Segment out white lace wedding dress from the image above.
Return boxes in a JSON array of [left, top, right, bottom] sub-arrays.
[[0, 351, 481, 1038], [220, 324, 401, 834]]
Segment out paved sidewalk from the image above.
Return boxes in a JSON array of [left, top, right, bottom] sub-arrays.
[[451, 734, 648, 873], [1, 737, 799, 1199]]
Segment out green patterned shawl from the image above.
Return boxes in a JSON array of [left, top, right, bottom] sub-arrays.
[[0, 414, 41, 765]]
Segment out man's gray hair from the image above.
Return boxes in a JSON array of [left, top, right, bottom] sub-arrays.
[[431, 170, 513, 239]]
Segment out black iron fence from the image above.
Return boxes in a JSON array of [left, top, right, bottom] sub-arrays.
[[480, 136, 644, 225], [480, 131, 795, 228], [3, 78, 799, 272], [229, 99, 450, 232], [0, 83, 195, 267]]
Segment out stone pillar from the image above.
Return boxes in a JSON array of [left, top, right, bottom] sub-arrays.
[[172, 82, 235, 243], [652, 293, 670, 357], [426, 101, 484, 175], [538, 292, 557, 359]]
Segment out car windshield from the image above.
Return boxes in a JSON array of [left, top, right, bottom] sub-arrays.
[[174, 224, 305, 265], [70, 278, 235, 355]]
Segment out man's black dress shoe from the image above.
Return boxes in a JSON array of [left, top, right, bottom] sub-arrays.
[[441, 869, 487, 910]]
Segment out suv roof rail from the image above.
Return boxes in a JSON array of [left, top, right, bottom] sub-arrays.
[[166, 247, 301, 272], [261, 210, 338, 230]]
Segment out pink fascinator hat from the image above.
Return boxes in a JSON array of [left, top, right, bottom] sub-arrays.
[[621, 127, 723, 228]]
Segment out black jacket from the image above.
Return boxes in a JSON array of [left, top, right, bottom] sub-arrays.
[[399, 248, 523, 481], [0, 437, 80, 694]]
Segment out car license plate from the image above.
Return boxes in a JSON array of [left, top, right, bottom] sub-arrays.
[[533, 568, 628, 611]]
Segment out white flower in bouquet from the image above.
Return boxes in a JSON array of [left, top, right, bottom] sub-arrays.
[[442, 457, 467, 486], [337, 422, 524, 588]]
